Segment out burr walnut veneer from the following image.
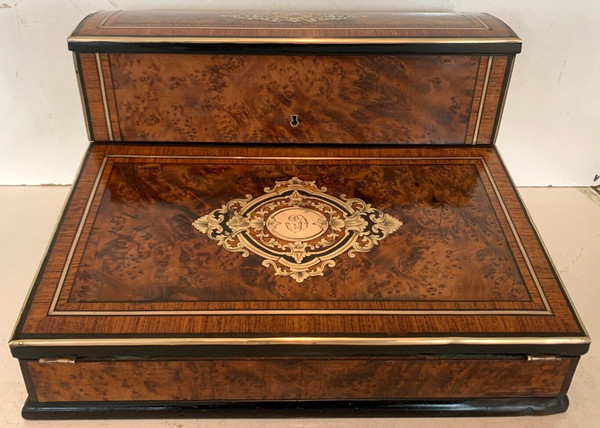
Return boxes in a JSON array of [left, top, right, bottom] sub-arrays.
[[10, 10, 589, 419], [70, 10, 519, 145]]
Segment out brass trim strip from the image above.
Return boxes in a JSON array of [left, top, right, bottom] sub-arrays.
[[9, 151, 92, 343], [10, 336, 591, 349], [106, 155, 488, 160], [47, 155, 550, 316], [98, 10, 120, 28], [69, 35, 521, 45], [479, 161, 551, 312], [472, 56, 493, 144], [51, 309, 551, 316], [94, 26, 494, 31], [48, 156, 108, 314], [471, 15, 492, 31], [94, 53, 113, 141]]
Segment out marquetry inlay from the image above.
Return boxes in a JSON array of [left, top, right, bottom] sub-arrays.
[[227, 13, 356, 24], [192, 177, 403, 283]]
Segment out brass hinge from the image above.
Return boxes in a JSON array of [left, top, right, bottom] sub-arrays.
[[526, 354, 561, 362], [38, 357, 77, 365]]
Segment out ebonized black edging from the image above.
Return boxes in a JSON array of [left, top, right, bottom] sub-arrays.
[[68, 42, 522, 55], [10, 343, 589, 360], [22, 396, 568, 419]]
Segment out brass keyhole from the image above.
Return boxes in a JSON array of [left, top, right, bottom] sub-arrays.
[[290, 114, 299, 127]]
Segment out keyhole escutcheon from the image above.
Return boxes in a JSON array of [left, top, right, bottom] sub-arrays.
[[290, 114, 299, 127]]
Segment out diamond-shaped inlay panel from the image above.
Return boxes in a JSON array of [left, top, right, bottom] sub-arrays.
[[192, 177, 403, 282]]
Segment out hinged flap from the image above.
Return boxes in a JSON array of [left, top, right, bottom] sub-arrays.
[[69, 11, 521, 54], [10, 145, 589, 359]]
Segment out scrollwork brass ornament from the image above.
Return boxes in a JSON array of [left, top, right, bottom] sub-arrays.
[[192, 177, 403, 283], [227, 13, 356, 24]]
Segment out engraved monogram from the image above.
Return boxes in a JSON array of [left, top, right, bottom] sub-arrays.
[[192, 177, 403, 283]]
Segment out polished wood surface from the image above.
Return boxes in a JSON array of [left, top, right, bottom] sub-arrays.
[[13, 12, 589, 418], [12, 145, 585, 341], [72, 11, 518, 145], [71, 11, 518, 40], [20, 397, 572, 419], [80, 53, 509, 144], [26, 357, 573, 403], [70, 159, 527, 304], [77, 53, 109, 141], [478, 55, 510, 141]]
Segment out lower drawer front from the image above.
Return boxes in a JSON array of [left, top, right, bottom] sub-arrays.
[[23, 357, 576, 403]]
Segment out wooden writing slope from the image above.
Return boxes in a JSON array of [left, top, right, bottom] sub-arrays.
[[10, 11, 589, 419]]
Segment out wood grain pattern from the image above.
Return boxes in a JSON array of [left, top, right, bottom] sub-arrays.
[[71, 11, 518, 40], [464, 56, 488, 143], [99, 53, 121, 141], [78, 53, 109, 141], [26, 357, 572, 403], [72, 12, 517, 145], [77, 53, 510, 144], [64, 161, 528, 305], [476, 55, 509, 143], [14, 145, 585, 338], [105, 54, 479, 144]]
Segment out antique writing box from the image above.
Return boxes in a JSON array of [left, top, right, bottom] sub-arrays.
[[10, 10, 590, 419]]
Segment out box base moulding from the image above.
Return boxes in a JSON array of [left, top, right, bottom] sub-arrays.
[[22, 396, 569, 420]]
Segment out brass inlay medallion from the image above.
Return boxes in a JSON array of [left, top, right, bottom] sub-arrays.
[[192, 177, 403, 283]]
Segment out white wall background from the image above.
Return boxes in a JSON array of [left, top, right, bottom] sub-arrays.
[[0, 1, 598, 186]]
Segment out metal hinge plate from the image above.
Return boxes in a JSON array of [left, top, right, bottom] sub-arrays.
[[38, 357, 77, 365], [526, 354, 561, 362]]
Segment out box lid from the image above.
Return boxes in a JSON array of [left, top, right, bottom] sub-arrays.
[[68, 10, 521, 54], [10, 144, 588, 359]]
